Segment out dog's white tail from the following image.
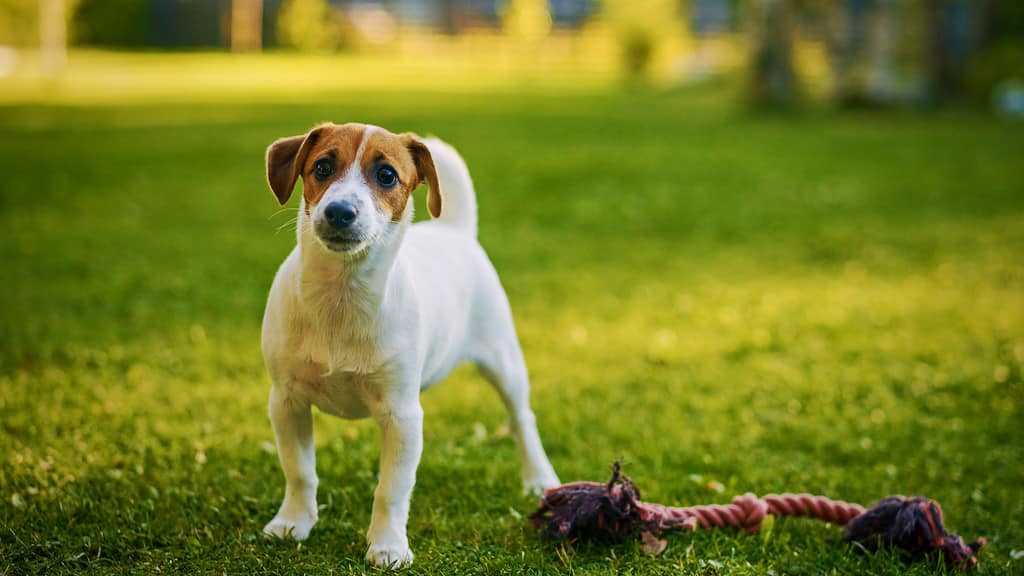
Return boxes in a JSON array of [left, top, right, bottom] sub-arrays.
[[422, 137, 477, 237]]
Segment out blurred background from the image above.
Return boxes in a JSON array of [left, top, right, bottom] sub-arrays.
[[1, 0, 1023, 111]]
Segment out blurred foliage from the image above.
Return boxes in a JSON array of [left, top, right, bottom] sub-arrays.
[[990, 0, 1024, 42], [72, 0, 148, 47], [603, 0, 682, 81], [0, 0, 36, 46], [967, 39, 1024, 103], [0, 0, 79, 46], [743, 0, 1024, 107], [5, 0, 1023, 107], [966, 2, 1024, 103], [277, 0, 347, 52], [502, 0, 552, 42]]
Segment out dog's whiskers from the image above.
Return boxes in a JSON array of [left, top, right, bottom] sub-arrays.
[[268, 207, 301, 221], [275, 216, 300, 235]]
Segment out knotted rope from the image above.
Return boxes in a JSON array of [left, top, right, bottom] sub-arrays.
[[648, 491, 865, 533], [530, 462, 984, 570]]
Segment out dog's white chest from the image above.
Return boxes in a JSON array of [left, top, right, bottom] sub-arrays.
[[296, 365, 374, 420], [287, 331, 387, 420]]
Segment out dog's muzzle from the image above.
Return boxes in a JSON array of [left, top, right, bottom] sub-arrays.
[[323, 201, 358, 229], [314, 201, 368, 252]]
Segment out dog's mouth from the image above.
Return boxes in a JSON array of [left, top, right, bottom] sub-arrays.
[[317, 233, 366, 254]]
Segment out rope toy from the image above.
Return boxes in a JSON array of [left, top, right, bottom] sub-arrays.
[[530, 462, 985, 570]]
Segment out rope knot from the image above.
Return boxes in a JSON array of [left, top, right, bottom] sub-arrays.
[[732, 493, 768, 533]]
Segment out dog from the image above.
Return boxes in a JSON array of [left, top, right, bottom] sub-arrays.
[[259, 123, 561, 567]]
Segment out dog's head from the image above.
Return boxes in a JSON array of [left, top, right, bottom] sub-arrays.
[[266, 123, 442, 255]]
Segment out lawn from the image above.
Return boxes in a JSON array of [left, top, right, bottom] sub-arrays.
[[1, 52, 1022, 575]]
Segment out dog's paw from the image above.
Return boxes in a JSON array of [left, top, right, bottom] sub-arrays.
[[366, 541, 414, 569], [522, 472, 561, 495], [263, 514, 316, 541]]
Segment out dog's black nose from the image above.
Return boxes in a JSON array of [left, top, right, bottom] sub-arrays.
[[323, 201, 358, 228]]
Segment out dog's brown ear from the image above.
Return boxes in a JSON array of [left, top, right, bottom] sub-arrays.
[[406, 138, 443, 218], [266, 126, 325, 205]]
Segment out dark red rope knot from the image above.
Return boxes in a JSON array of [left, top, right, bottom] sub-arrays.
[[842, 496, 986, 571], [529, 461, 660, 541]]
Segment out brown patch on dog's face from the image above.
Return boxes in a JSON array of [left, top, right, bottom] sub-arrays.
[[356, 130, 425, 222], [266, 123, 366, 210], [296, 124, 368, 210]]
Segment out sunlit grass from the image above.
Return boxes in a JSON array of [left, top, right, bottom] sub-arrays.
[[0, 45, 625, 105], [1, 54, 1022, 574]]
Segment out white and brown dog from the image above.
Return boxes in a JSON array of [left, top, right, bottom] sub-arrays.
[[260, 123, 560, 567]]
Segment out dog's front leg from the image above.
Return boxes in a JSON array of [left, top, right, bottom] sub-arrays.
[[365, 391, 423, 568], [263, 385, 318, 541]]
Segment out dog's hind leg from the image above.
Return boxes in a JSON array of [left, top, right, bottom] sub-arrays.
[[477, 342, 560, 494], [263, 385, 319, 541]]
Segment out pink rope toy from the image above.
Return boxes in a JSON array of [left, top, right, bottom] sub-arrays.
[[530, 462, 985, 571]]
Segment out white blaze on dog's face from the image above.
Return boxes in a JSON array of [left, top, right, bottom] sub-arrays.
[[266, 123, 442, 254]]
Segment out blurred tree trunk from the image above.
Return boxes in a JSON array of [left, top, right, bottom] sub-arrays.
[[439, 0, 460, 35], [749, 0, 797, 106], [39, 0, 67, 74], [922, 0, 948, 100], [232, 0, 263, 52], [830, 0, 899, 106], [605, 0, 680, 82], [865, 0, 897, 102], [922, 0, 978, 102]]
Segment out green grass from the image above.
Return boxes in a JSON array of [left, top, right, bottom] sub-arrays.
[[2, 53, 1023, 575]]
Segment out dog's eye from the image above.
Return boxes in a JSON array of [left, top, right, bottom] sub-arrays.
[[313, 158, 334, 181], [375, 165, 398, 188]]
